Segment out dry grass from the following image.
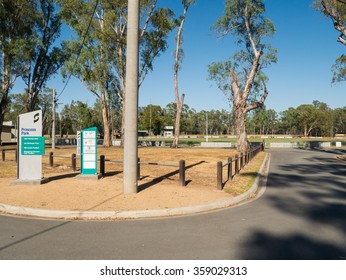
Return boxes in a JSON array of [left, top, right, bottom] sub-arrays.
[[0, 146, 267, 211], [224, 152, 266, 195], [0, 146, 266, 191]]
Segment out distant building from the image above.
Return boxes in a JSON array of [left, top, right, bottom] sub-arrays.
[[1, 121, 16, 144], [163, 126, 174, 137]]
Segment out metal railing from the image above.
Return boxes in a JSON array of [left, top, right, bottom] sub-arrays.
[[99, 155, 186, 187]]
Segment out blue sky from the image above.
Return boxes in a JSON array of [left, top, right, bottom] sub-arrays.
[[13, 0, 346, 113], [139, 0, 346, 113]]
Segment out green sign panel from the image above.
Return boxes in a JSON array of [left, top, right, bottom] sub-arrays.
[[21, 136, 45, 155], [81, 127, 97, 175]]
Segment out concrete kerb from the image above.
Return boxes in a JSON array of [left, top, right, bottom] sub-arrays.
[[0, 153, 271, 220]]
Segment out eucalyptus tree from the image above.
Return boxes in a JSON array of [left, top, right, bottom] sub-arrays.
[[59, 100, 93, 135], [138, 104, 164, 135], [0, 0, 36, 144], [315, 0, 346, 45], [279, 107, 299, 135], [58, 0, 175, 146], [208, 0, 277, 152], [22, 0, 67, 112], [172, 0, 195, 148], [314, 0, 346, 82], [333, 106, 346, 134], [6, 90, 55, 135]]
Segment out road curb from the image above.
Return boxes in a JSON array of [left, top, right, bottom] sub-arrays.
[[0, 153, 271, 220]]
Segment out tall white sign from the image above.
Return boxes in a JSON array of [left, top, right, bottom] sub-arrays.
[[17, 110, 43, 181]]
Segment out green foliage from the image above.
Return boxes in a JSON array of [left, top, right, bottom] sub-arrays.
[[208, 0, 277, 102], [58, 0, 175, 145], [314, 0, 346, 21], [22, 0, 68, 111], [6, 90, 55, 134], [314, 1, 346, 83], [140, 7, 176, 76], [60, 0, 175, 95], [207, 61, 232, 94], [278, 101, 336, 137], [139, 105, 165, 135], [332, 54, 346, 83], [247, 106, 278, 134], [214, 0, 275, 45], [0, 0, 36, 92], [60, 100, 93, 135]]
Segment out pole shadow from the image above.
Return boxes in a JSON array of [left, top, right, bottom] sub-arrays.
[[138, 161, 206, 192]]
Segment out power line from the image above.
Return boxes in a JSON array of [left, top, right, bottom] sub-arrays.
[[56, 0, 100, 101]]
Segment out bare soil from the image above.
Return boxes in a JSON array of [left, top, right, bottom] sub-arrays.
[[0, 147, 265, 211]]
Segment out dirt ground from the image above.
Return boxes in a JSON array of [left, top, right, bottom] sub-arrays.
[[0, 146, 264, 211]]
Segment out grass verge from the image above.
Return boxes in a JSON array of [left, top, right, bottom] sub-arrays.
[[223, 152, 266, 196]]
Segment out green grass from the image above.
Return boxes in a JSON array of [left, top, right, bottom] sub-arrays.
[[139, 136, 346, 145]]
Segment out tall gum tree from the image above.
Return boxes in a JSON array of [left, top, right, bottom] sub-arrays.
[[0, 0, 36, 144], [208, 0, 277, 152], [23, 0, 67, 112], [315, 0, 346, 45], [59, 0, 175, 147], [172, 0, 195, 148], [314, 0, 346, 83]]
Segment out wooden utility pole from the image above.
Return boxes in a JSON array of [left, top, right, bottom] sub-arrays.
[[123, 0, 140, 194]]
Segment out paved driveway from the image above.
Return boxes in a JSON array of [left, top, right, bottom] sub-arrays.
[[0, 149, 345, 259]]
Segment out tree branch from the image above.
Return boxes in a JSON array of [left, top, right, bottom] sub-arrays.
[[140, 0, 157, 41], [244, 3, 259, 56], [230, 65, 241, 104], [244, 80, 268, 113], [322, 0, 346, 46], [174, 5, 188, 105], [242, 50, 263, 102]]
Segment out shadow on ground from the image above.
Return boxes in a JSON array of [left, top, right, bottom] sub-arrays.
[[241, 231, 345, 259], [241, 149, 346, 259]]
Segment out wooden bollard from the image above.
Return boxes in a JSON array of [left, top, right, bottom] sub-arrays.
[[179, 160, 186, 186], [72, 153, 76, 171], [2, 150, 5, 161], [235, 155, 239, 175], [100, 155, 105, 176], [49, 152, 54, 167], [228, 157, 232, 180], [217, 161, 223, 190]]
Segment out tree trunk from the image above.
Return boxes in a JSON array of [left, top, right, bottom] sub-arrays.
[[171, 4, 189, 149], [26, 87, 37, 112], [172, 95, 184, 148], [120, 98, 125, 146], [0, 108, 5, 145], [0, 63, 11, 145], [0, 94, 9, 145], [234, 105, 250, 152], [100, 90, 111, 147]]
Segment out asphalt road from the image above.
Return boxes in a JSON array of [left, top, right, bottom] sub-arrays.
[[0, 148, 345, 260]]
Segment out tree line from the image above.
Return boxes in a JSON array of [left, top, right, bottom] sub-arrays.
[[6, 92, 345, 138]]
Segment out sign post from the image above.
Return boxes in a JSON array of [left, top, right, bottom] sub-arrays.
[[13, 110, 48, 184], [76, 131, 81, 155]]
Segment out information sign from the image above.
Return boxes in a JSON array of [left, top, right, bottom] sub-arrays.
[[21, 136, 45, 155], [16, 110, 43, 181], [81, 127, 97, 175]]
